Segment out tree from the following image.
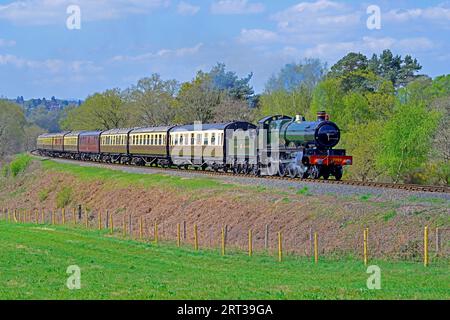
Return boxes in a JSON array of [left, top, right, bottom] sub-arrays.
[[265, 59, 326, 93], [0, 100, 26, 158], [309, 77, 344, 122], [176, 73, 221, 123], [259, 85, 314, 120], [23, 124, 46, 151], [61, 89, 128, 130], [342, 121, 384, 181], [259, 59, 327, 119], [213, 96, 256, 123], [376, 102, 440, 183], [126, 74, 179, 126], [330, 50, 422, 92], [369, 50, 422, 89], [208, 63, 254, 101]]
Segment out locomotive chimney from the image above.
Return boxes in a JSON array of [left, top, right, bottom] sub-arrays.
[[317, 111, 326, 122]]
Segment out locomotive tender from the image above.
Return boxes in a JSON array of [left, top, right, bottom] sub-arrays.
[[36, 112, 352, 180]]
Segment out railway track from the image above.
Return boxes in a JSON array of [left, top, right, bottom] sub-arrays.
[[33, 153, 450, 194]]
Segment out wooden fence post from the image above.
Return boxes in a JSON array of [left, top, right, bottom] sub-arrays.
[[248, 229, 253, 257], [62, 208, 66, 225], [177, 223, 181, 247], [139, 216, 143, 240], [265, 224, 269, 251], [105, 210, 109, 229], [7, 208, 11, 223], [128, 214, 132, 238], [72, 208, 76, 224], [435, 227, 440, 255], [34, 209, 38, 224], [154, 222, 158, 244], [13, 209, 17, 223], [194, 224, 198, 251], [314, 232, 318, 264], [122, 215, 126, 237], [52, 209, 55, 225], [221, 227, 226, 256], [98, 211, 102, 230], [40, 208, 44, 224], [110, 213, 114, 234], [424, 226, 429, 267], [183, 221, 187, 240], [278, 232, 282, 262], [84, 209, 88, 228], [363, 228, 368, 266]]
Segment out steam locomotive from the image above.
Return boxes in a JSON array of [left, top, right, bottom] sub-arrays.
[[37, 112, 352, 180]]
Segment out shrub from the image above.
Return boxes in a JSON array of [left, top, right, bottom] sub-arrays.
[[1, 165, 9, 177], [38, 190, 49, 202], [56, 187, 73, 208], [9, 154, 32, 177]]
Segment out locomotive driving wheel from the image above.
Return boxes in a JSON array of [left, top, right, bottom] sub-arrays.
[[278, 163, 287, 177], [333, 166, 343, 181], [309, 165, 320, 180]]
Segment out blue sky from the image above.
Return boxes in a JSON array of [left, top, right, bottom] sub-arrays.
[[0, 0, 449, 99]]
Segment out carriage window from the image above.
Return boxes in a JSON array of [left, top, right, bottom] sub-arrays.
[[211, 133, 216, 146], [196, 134, 202, 145], [204, 133, 209, 145], [220, 133, 224, 146], [191, 134, 195, 145]]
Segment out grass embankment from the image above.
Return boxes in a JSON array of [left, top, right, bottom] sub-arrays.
[[40, 157, 234, 192], [0, 221, 448, 300]]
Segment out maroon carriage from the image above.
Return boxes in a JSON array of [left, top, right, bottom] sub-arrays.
[[79, 131, 102, 160]]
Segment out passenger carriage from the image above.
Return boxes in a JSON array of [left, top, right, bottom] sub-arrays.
[[79, 131, 102, 161], [128, 126, 173, 166], [100, 129, 133, 163], [169, 122, 257, 171], [63, 131, 81, 158]]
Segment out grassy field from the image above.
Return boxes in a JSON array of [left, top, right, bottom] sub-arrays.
[[0, 221, 448, 300]]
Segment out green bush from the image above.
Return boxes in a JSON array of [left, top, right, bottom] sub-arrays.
[[56, 187, 73, 208], [1, 165, 9, 177], [38, 190, 49, 202], [9, 154, 32, 177]]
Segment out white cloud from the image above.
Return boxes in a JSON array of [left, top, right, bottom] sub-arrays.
[[0, 38, 16, 47], [304, 36, 436, 60], [211, 0, 265, 15], [272, 0, 357, 30], [111, 43, 203, 62], [177, 1, 200, 16], [385, 4, 450, 23], [0, 54, 101, 74], [0, 0, 170, 25], [238, 29, 278, 44]]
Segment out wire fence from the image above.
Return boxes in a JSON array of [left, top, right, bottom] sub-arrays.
[[1, 206, 448, 265]]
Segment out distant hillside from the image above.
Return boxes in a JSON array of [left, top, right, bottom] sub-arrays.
[[9, 97, 82, 133], [12, 96, 82, 115]]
